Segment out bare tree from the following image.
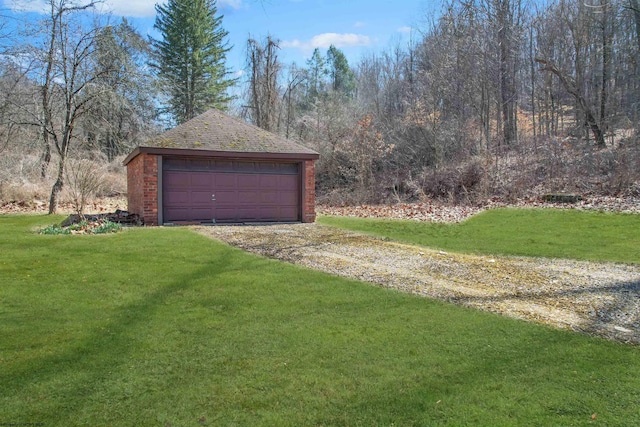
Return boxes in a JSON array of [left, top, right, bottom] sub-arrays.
[[535, 58, 606, 147], [245, 36, 281, 131], [15, 0, 118, 213]]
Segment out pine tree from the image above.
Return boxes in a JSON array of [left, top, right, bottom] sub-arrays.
[[327, 45, 355, 97], [151, 0, 235, 124], [305, 48, 327, 103]]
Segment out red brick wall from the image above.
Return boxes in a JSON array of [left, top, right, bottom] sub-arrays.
[[302, 159, 316, 223], [127, 153, 159, 225]]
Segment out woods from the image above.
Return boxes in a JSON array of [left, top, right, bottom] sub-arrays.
[[1, 0, 640, 211]]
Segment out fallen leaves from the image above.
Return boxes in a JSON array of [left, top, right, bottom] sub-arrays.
[[317, 202, 482, 223], [317, 195, 640, 223], [0, 197, 127, 215]]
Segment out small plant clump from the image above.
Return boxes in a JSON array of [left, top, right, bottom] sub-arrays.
[[39, 219, 122, 235]]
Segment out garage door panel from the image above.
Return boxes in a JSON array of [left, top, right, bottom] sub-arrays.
[[191, 191, 213, 204], [238, 190, 260, 203], [214, 174, 236, 188], [164, 190, 189, 204], [235, 208, 260, 221], [165, 173, 190, 189], [190, 208, 213, 220], [278, 206, 299, 219], [214, 190, 238, 204], [190, 173, 212, 188], [215, 207, 240, 222], [279, 191, 299, 205], [163, 158, 301, 223], [259, 175, 279, 189], [260, 190, 278, 203], [237, 174, 258, 189], [164, 207, 190, 221], [278, 175, 299, 190]]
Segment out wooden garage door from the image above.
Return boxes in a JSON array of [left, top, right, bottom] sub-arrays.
[[162, 158, 300, 224]]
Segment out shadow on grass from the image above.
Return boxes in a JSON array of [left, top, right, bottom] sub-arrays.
[[0, 249, 235, 419]]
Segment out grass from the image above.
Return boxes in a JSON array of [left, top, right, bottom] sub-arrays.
[[1, 214, 639, 426], [319, 208, 640, 264]]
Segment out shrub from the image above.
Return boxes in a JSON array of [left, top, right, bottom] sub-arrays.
[[39, 220, 122, 235], [64, 159, 105, 218]]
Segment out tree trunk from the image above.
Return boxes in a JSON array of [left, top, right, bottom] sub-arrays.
[[631, 0, 640, 52], [497, 0, 518, 146], [630, 0, 640, 132], [40, 137, 51, 179], [48, 155, 65, 214], [599, 0, 610, 138], [536, 58, 606, 148]]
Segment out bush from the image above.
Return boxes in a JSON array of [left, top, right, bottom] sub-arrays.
[[64, 159, 105, 218], [419, 159, 486, 203], [39, 220, 122, 235]]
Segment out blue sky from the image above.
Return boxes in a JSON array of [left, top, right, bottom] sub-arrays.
[[3, 0, 437, 77]]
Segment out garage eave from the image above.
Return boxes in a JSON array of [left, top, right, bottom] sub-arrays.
[[123, 146, 319, 166]]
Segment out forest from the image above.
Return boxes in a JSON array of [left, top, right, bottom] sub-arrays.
[[1, 0, 639, 212]]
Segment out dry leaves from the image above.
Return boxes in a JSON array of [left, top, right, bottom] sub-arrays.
[[0, 197, 128, 215], [318, 195, 640, 223]]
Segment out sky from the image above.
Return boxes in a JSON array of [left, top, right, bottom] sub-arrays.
[[2, 0, 438, 75]]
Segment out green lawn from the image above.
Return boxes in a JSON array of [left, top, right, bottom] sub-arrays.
[[319, 208, 640, 264], [1, 214, 639, 426]]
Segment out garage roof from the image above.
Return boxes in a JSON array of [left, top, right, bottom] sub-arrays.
[[129, 109, 318, 160]]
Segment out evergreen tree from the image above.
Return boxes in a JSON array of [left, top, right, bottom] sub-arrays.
[[327, 45, 355, 97], [305, 48, 327, 103], [151, 0, 234, 124]]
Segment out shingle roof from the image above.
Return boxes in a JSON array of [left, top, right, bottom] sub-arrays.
[[145, 109, 318, 155]]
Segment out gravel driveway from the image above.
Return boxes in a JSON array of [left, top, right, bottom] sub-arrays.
[[195, 223, 640, 345]]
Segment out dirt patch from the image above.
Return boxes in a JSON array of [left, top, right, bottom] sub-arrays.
[[195, 223, 640, 345]]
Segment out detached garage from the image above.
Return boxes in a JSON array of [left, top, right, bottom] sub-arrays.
[[124, 109, 319, 225]]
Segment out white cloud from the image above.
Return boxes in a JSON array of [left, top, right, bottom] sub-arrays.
[[397, 26, 412, 34], [282, 33, 371, 50], [5, 0, 243, 17], [100, 0, 156, 17], [5, 0, 48, 14], [218, 0, 243, 9], [354, 21, 366, 28]]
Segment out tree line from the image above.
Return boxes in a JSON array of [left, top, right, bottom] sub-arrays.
[[245, 0, 640, 203], [1, 0, 639, 212]]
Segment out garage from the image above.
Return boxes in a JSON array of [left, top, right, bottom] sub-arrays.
[[162, 158, 300, 223], [124, 109, 319, 225]]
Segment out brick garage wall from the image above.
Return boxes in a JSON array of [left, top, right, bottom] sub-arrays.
[[302, 159, 316, 223], [127, 153, 159, 225]]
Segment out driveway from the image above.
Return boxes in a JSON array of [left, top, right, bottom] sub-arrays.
[[195, 223, 640, 344]]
